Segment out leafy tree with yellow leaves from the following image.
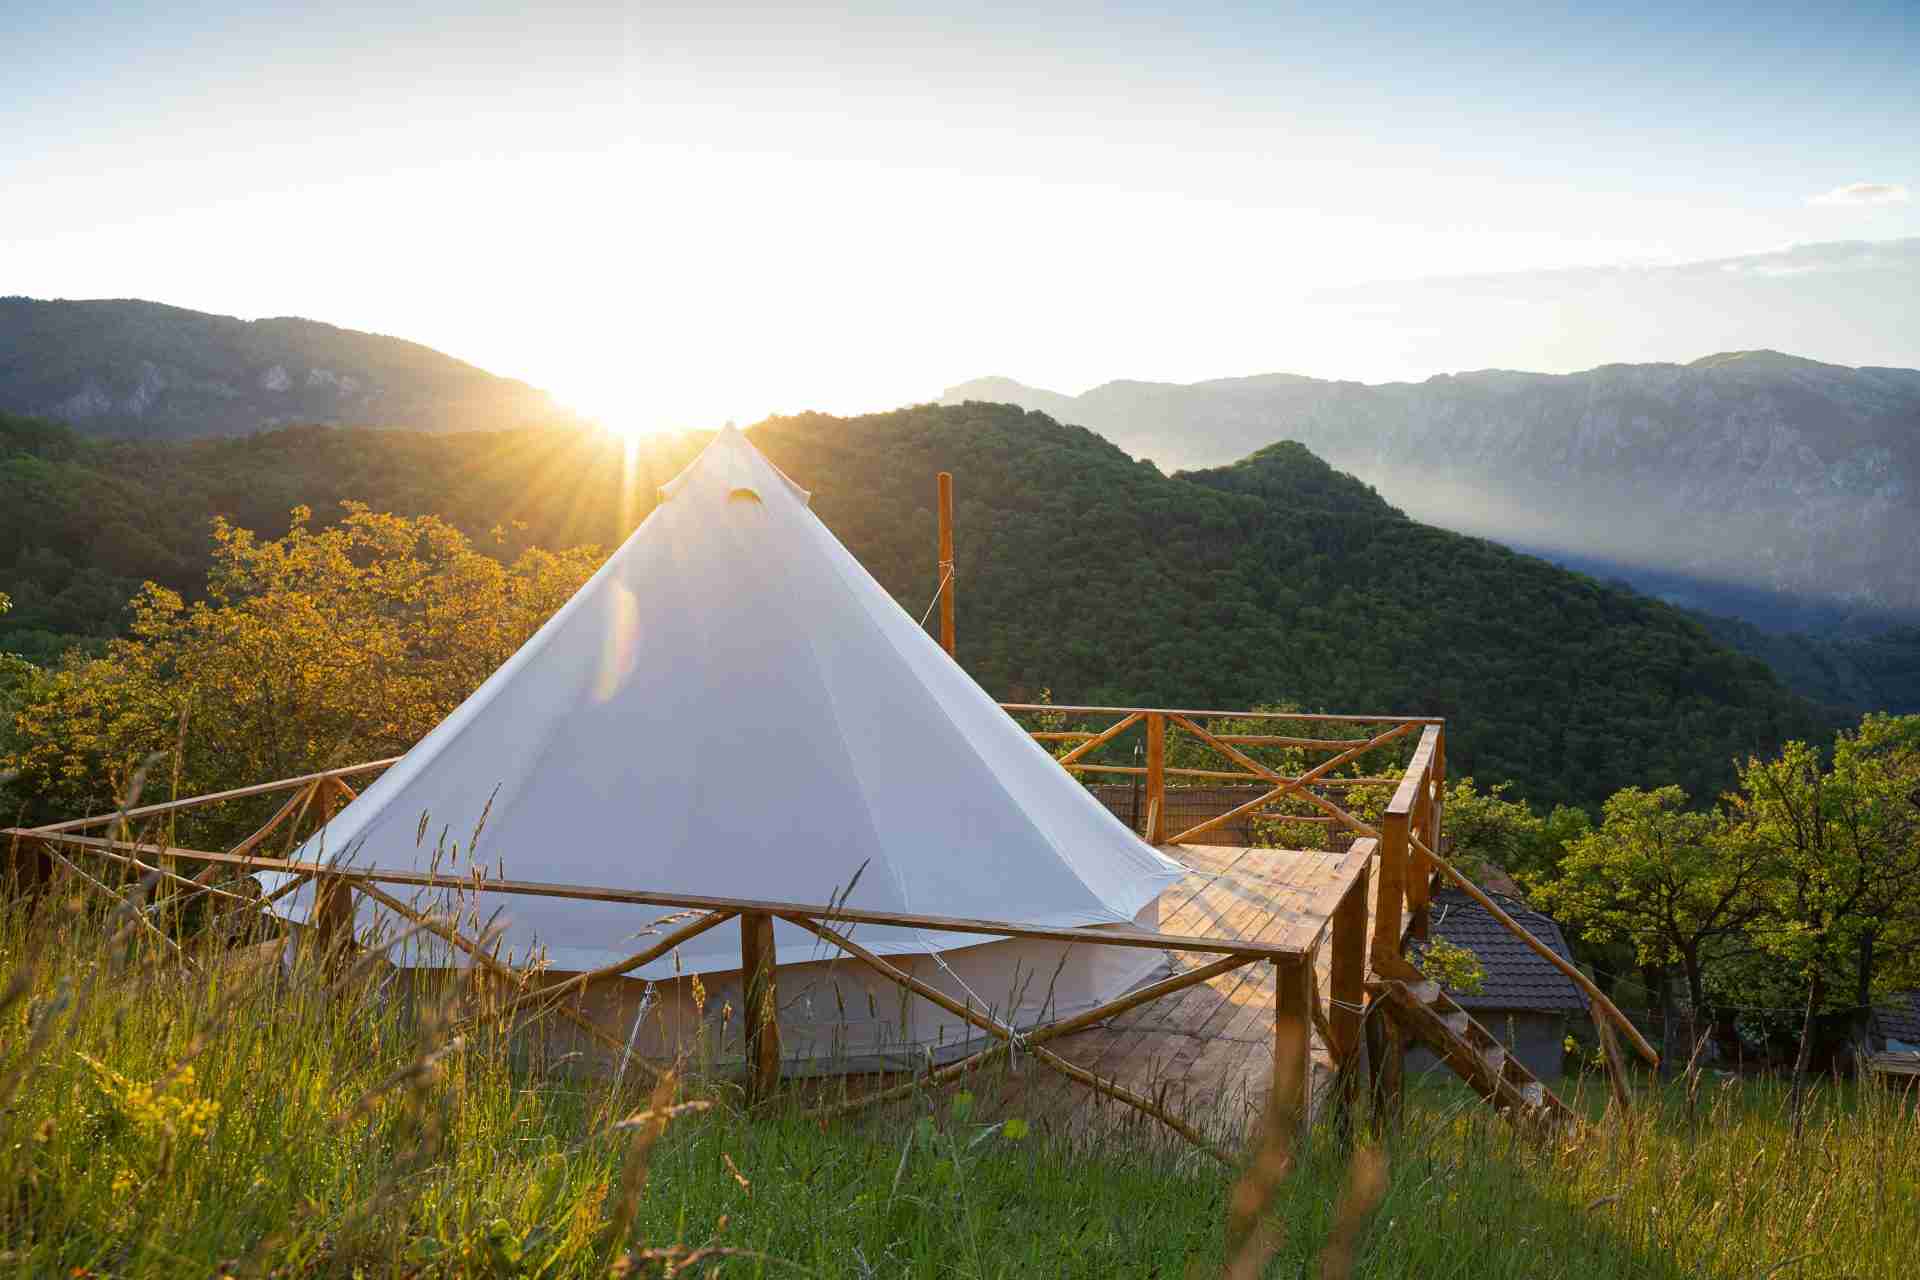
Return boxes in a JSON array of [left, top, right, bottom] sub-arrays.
[[3, 504, 600, 836]]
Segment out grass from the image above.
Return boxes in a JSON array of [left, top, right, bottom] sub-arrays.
[[2, 883, 1916, 1278]]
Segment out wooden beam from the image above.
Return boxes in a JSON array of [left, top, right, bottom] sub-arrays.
[[481, 909, 740, 1028], [38, 842, 193, 966], [782, 913, 1232, 1162], [1373, 810, 1409, 971], [227, 780, 320, 862], [1051, 712, 1145, 769], [307, 873, 356, 975], [1408, 769, 1433, 941], [1385, 726, 1441, 819], [810, 952, 1256, 1121], [1022, 952, 1254, 1043], [1164, 719, 1418, 845], [740, 912, 780, 1102], [1066, 762, 1399, 786], [937, 471, 956, 658], [1366, 1000, 1404, 1136], [1144, 713, 1166, 843], [24, 758, 400, 836], [1272, 957, 1313, 1145], [346, 876, 656, 1075], [3, 827, 51, 895], [1328, 860, 1369, 1066], [9, 830, 1312, 960], [1411, 830, 1660, 1070], [1593, 1000, 1635, 1118], [1000, 704, 1445, 726], [1205, 734, 1372, 750]]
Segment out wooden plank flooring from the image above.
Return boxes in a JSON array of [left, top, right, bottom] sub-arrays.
[[963, 841, 1374, 1150]]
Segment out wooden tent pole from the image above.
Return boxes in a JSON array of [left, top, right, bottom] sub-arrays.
[[937, 471, 956, 658]]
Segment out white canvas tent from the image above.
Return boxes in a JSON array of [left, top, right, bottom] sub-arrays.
[[270, 426, 1183, 1068]]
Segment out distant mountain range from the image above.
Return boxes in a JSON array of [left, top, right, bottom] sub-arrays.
[[0, 297, 570, 439], [942, 352, 1920, 631]]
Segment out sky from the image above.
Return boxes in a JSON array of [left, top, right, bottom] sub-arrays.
[[4, 1, 1917, 432]]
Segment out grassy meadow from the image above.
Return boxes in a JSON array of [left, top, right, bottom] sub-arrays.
[[1, 885, 1915, 1279]]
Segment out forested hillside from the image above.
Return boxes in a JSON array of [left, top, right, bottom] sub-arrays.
[[944, 352, 1920, 631], [0, 405, 1823, 810]]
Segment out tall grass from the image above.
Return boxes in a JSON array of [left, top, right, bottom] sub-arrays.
[[2, 883, 1915, 1277]]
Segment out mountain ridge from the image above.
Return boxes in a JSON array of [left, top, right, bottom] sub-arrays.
[[0, 297, 572, 440], [941, 351, 1920, 630]]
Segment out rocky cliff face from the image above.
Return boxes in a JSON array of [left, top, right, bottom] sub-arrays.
[[944, 352, 1920, 627], [0, 297, 569, 440]]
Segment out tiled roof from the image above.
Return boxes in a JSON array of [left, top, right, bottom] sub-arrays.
[[1872, 992, 1920, 1046], [1413, 888, 1590, 1014]]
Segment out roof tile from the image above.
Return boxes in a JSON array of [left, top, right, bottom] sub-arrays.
[[1413, 888, 1590, 1013]]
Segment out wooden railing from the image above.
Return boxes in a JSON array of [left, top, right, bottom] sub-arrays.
[[3, 754, 1369, 1160], [5, 698, 1653, 1143], [1007, 704, 1661, 1075], [1000, 704, 1434, 846]]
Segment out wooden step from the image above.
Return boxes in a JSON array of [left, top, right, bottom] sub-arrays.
[[1376, 978, 1577, 1133]]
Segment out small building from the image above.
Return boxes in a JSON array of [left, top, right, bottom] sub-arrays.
[[1406, 887, 1589, 1082], [1865, 992, 1920, 1084]]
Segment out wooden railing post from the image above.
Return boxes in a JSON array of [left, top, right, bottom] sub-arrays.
[[1373, 808, 1409, 970], [1330, 860, 1371, 1135], [1408, 771, 1433, 942], [1329, 863, 1369, 1067], [740, 911, 781, 1101], [936, 471, 956, 659], [1272, 956, 1312, 1144], [1365, 1001, 1404, 1136], [1144, 713, 1167, 844], [307, 873, 355, 975], [4, 833, 52, 897]]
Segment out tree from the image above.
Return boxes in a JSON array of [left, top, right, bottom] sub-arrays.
[[0, 590, 41, 819], [3, 505, 601, 836], [1440, 777, 1591, 886], [1532, 786, 1769, 1053], [1730, 715, 1920, 1079]]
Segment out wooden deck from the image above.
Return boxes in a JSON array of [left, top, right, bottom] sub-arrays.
[[959, 840, 1373, 1149]]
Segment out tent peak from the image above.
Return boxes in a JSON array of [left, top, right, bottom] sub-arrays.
[[658, 424, 811, 508]]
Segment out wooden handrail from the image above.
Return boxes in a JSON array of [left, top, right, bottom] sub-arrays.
[[1369, 723, 1659, 1069], [1066, 763, 1400, 785], [7, 829, 1314, 961], [1411, 829, 1661, 1070], [1162, 720, 1417, 845], [24, 757, 401, 835], [1385, 727, 1441, 819], [1001, 703, 1444, 725]]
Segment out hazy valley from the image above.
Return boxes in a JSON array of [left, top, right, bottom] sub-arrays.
[[944, 352, 1920, 631]]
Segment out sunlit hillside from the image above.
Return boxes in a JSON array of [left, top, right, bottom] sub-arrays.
[[0, 404, 1822, 811]]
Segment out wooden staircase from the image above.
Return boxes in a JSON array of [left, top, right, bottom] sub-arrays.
[[1371, 972, 1576, 1130]]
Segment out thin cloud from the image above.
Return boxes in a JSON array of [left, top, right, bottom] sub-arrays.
[[1807, 182, 1910, 207]]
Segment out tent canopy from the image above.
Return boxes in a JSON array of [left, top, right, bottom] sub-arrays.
[[277, 426, 1181, 978]]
